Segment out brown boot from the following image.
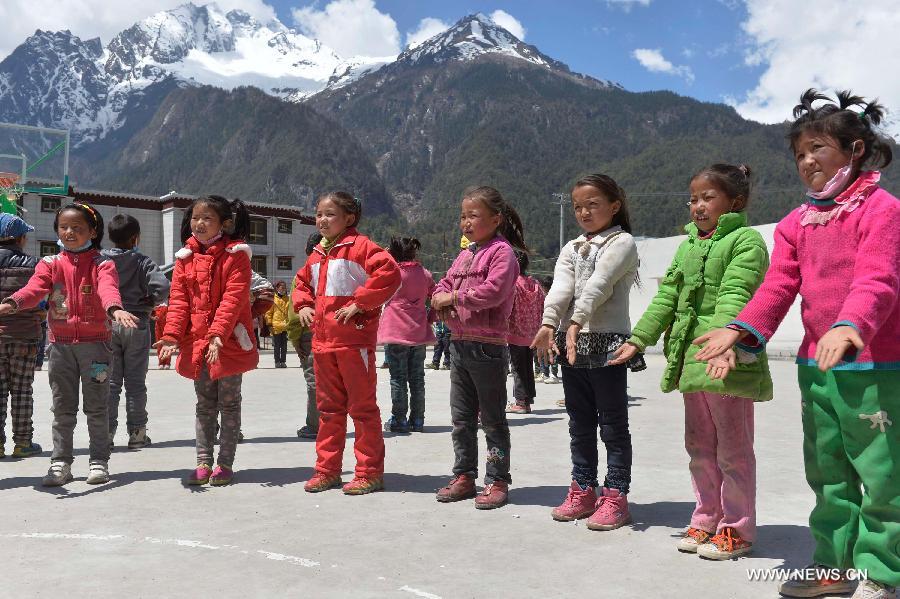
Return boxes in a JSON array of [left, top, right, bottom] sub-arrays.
[[436, 474, 476, 502], [475, 480, 509, 510]]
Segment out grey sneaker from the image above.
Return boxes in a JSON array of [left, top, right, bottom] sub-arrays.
[[42, 461, 73, 487], [778, 564, 856, 597], [852, 580, 897, 599], [127, 427, 151, 450], [86, 461, 110, 485]]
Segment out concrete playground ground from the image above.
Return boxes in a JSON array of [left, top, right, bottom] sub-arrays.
[[1, 352, 835, 598]]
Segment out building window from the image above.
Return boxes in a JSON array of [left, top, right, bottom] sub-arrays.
[[41, 197, 62, 212], [39, 241, 58, 257], [277, 219, 292, 234], [249, 217, 268, 245], [277, 256, 293, 271], [251, 255, 268, 277]]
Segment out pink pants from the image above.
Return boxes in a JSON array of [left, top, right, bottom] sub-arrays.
[[683, 391, 756, 541]]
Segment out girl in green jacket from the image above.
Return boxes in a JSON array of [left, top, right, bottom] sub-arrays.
[[611, 163, 772, 560]]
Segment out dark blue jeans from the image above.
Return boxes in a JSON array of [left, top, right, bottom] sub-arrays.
[[387, 344, 426, 421], [431, 332, 451, 366], [562, 363, 631, 493]]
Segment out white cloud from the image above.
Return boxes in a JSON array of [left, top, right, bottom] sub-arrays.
[[292, 0, 400, 58], [406, 17, 450, 50], [489, 10, 526, 40], [0, 0, 276, 57], [730, 0, 900, 137], [632, 48, 694, 83], [606, 0, 651, 11]]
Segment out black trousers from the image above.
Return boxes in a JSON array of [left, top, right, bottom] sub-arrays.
[[561, 364, 631, 493], [509, 344, 536, 404], [272, 332, 288, 364]]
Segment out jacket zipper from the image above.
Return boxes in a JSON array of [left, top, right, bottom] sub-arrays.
[[71, 254, 79, 343]]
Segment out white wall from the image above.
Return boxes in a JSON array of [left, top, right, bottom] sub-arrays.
[[631, 223, 803, 357]]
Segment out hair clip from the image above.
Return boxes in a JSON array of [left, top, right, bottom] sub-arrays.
[[353, 196, 362, 208], [75, 203, 98, 224], [858, 110, 867, 120]]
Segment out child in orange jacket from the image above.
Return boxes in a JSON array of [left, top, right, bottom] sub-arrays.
[[293, 191, 400, 495]]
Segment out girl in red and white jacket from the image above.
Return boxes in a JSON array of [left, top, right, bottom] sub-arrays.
[[293, 191, 401, 496], [155, 196, 259, 487], [0, 203, 137, 487]]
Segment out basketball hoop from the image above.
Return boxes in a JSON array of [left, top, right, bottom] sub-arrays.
[[0, 172, 19, 190]]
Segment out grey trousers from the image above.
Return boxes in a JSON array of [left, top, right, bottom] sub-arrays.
[[108, 320, 151, 433], [195, 365, 242, 468], [294, 332, 318, 430], [48, 341, 113, 464], [449, 340, 511, 484]]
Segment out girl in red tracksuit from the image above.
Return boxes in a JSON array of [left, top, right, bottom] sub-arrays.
[[156, 195, 259, 487], [293, 191, 401, 496]]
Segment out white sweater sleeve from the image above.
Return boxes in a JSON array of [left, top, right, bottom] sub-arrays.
[[570, 235, 638, 327], [541, 242, 576, 328]]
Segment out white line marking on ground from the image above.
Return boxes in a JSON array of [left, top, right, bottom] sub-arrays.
[[3, 533, 124, 541], [257, 550, 319, 567], [399, 585, 442, 599]]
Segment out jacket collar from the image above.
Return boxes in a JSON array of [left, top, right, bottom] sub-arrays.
[[315, 228, 360, 256], [573, 225, 624, 247], [466, 234, 507, 255], [178, 235, 252, 260], [685, 212, 746, 241]]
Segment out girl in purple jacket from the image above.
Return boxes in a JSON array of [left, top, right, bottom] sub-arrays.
[[377, 237, 435, 434], [431, 186, 526, 510]]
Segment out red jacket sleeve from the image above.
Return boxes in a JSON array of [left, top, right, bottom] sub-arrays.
[[292, 258, 316, 311], [97, 258, 123, 313], [208, 251, 251, 341], [162, 259, 190, 342], [352, 240, 401, 312], [8, 259, 54, 310]]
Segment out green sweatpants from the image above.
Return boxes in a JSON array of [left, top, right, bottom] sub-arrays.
[[798, 366, 899, 586]]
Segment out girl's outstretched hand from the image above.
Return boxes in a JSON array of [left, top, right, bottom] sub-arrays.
[[608, 342, 638, 366], [693, 327, 742, 361], [112, 309, 139, 329], [0, 302, 14, 317], [206, 336, 223, 364], [153, 339, 178, 361], [565, 322, 581, 366], [530, 325, 559, 364], [431, 292, 453, 310], [705, 349, 736, 380], [334, 303, 361, 324], [814, 325, 864, 372], [297, 307, 314, 328]]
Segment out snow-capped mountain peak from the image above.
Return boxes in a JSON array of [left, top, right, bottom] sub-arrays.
[[399, 13, 556, 68]]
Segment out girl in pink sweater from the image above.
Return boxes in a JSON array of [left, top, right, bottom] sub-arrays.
[[431, 186, 525, 510], [695, 90, 899, 599], [377, 236, 435, 434]]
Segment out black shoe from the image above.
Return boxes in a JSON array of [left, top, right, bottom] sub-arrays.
[[409, 417, 424, 433], [296, 425, 318, 439], [384, 416, 410, 434]]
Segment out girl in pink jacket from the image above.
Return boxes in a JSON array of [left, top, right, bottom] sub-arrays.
[[0, 203, 137, 487], [695, 90, 899, 598], [431, 185, 526, 510], [377, 237, 435, 433]]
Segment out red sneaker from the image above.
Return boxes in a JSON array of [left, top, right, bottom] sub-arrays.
[[697, 527, 753, 559], [474, 480, 509, 510], [505, 401, 531, 414], [209, 465, 234, 486], [304, 472, 343, 493], [436, 474, 476, 503], [586, 487, 632, 531], [551, 481, 598, 521], [342, 476, 384, 495]]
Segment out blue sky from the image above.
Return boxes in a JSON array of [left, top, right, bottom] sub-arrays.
[[273, 0, 764, 108]]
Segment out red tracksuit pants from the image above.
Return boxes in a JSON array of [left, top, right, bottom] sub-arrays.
[[313, 348, 385, 478]]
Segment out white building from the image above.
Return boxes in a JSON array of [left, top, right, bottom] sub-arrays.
[[632, 223, 804, 357], [20, 189, 316, 285]]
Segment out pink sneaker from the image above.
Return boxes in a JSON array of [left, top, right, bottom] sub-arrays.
[[188, 464, 212, 485], [586, 487, 632, 531], [551, 481, 598, 521]]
